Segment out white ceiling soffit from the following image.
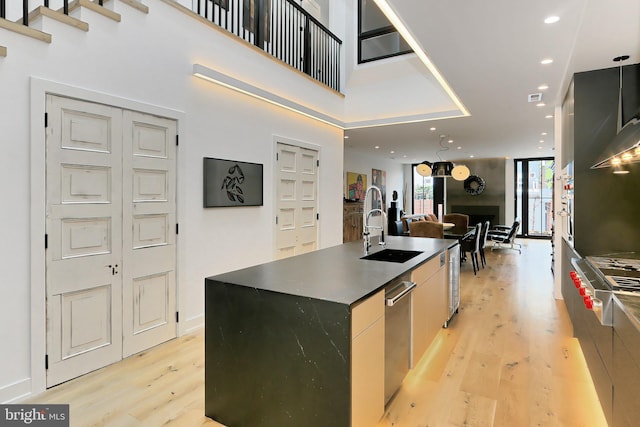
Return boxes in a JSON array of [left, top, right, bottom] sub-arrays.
[[343, 55, 463, 128]]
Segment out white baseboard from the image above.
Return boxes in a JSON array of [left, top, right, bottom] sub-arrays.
[[0, 378, 32, 404], [180, 313, 204, 335]]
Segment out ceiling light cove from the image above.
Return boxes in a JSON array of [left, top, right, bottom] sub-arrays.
[[371, 0, 470, 117], [538, 84, 549, 90]]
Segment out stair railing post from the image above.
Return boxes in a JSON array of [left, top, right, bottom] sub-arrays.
[[0, 0, 5, 19], [64, 0, 69, 14]]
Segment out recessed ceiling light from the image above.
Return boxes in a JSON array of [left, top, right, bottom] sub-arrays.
[[536, 102, 546, 107], [374, 145, 380, 149], [538, 84, 549, 90], [469, 155, 475, 158], [545, 114, 553, 119], [541, 58, 554, 65], [430, 127, 436, 131], [390, 150, 395, 154], [538, 146, 543, 149], [448, 139, 454, 144], [539, 140, 545, 143], [344, 135, 349, 139], [457, 146, 462, 150], [544, 16, 560, 24], [541, 132, 547, 136]]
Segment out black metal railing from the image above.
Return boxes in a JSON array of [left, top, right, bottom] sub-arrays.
[[0, 0, 70, 25], [195, 0, 341, 92]]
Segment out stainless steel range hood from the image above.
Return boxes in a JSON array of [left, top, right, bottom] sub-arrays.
[[591, 59, 640, 170], [591, 119, 640, 169]]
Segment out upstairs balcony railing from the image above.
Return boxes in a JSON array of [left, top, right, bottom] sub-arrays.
[[195, 0, 342, 92], [1, 0, 341, 91]]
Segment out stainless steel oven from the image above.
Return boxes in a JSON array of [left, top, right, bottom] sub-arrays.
[[569, 253, 640, 426], [569, 258, 613, 424]]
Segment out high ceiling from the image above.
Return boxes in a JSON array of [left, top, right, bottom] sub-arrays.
[[343, 0, 640, 164]]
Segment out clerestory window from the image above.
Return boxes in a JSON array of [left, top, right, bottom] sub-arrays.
[[358, 0, 412, 63]]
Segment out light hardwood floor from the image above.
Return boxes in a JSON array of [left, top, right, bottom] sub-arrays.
[[28, 239, 607, 426]]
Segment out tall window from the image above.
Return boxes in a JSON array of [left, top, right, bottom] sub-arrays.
[[515, 158, 554, 238], [358, 0, 412, 63], [412, 164, 433, 215]]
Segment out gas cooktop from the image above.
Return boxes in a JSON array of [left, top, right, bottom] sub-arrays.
[[586, 254, 640, 292], [587, 256, 640, 272]]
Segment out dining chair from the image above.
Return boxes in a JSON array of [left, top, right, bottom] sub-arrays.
[[479, 220, 491, 268], [443, 213, 470, 235], [409, 220, 444, 238], [460, 223, 482, 275]]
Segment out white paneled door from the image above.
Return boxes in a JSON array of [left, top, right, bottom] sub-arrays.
[[275, 142, 318, 259], [122, 111, 177, 357], [45, 96, 177, 386]]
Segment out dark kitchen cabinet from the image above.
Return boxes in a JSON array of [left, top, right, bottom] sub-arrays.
[[567, 63, 640, 256], [560, 239, 580, 332], [561, 239, 613, 424], [612, 298, 640, 427]]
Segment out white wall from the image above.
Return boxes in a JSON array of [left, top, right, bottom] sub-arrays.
[[343, 146, 405, 211], [0, 0, 344, 402]]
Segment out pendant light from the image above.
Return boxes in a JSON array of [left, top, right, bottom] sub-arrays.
[[416, 135, 471, 181]]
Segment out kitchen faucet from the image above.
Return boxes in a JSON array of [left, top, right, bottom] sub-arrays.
[[363, 186, 387, 254]]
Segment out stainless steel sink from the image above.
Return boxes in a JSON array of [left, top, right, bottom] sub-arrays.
[[361, 249, 423, 263]]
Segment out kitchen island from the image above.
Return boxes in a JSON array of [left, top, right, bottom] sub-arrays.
[[204, 236, 457, 427]]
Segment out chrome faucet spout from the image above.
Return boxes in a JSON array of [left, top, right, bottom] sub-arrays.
[[363, 186, 387, 254]]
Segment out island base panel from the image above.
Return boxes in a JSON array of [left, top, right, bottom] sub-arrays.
[[205, 280, 351, 427]]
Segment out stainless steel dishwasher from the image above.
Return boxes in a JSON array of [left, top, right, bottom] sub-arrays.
[[384, 274, 416, 404]]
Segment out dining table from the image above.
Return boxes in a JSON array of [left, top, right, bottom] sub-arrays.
[[444, 226, 475, 241], [444, 227, 476, 262]]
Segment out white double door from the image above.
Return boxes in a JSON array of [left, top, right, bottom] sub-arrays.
[[45, 95, 177, 387], [275, 142, 318, 259]]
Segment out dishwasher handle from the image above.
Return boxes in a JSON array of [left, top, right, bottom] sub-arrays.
[[386, 281, 417, 306]]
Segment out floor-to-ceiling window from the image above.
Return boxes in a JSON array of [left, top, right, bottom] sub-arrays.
[[515, 158, 554, 238], [412, 164, 433, 215]]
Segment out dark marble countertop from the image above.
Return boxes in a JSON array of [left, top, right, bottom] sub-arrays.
[[614, 292, 640, 331], [205, 236, 457, 306]]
